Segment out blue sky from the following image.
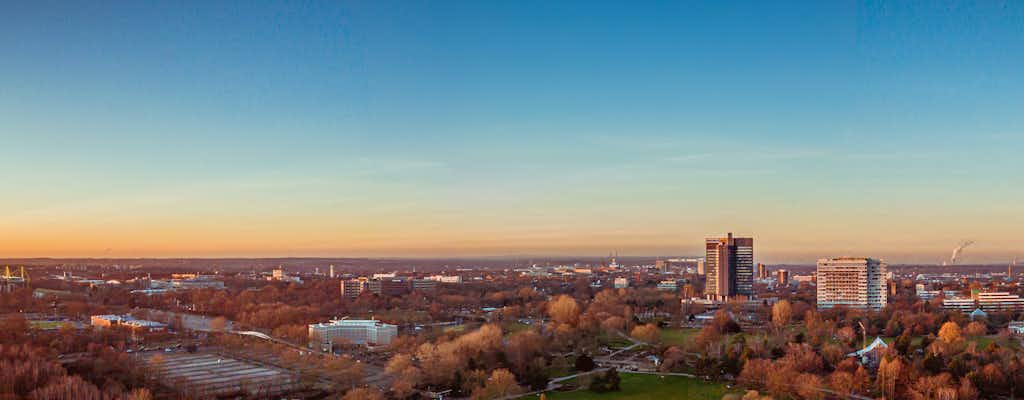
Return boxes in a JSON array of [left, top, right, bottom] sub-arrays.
[[1, 1, 1022, 262]]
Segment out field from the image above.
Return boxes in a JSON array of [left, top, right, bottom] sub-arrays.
[[661, 328, 700, 347], [531, 373, 738, 400], [29, 320, 73, 330]]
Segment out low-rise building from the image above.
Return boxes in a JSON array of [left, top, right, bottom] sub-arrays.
[[613, 277, 629, 289], [426, 275, 463, 284], [411, 279, 437, 292], [308, 319, 398, 350], [943, 292, 1024, 313], [91, 314, 166, 332]]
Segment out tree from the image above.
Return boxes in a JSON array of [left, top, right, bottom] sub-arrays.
[[964, 321, 986, 337], [795, 373, 824, 400], [877, 356, 905, 400], [548, 295, 580, 326], [739, 359, 773, 390], [938, 322, 962, 343], [630, 324, 660, 343], [829, 371, 855, 396], [575, 354, 595, 372], [772, 300, 792, 328], [590, 369, 620, 393], [342, 387, 386, 400], [471, 369, 522, 400], [125, 388, 153, 400]]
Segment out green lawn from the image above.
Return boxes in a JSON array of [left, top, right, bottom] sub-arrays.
[[661, 328, 700, 347], [597, 333, 633, 349], [30, 320, 70, 330], [529, 373, 738, 400], [504, 321, 534, 336]]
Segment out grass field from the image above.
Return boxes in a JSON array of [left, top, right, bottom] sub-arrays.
[[661, 328, 700, 347], [528, 373, 738, 400], [504, 321, 534, 336], [597, 333, 634, 349], [30, 320, 70, 330]]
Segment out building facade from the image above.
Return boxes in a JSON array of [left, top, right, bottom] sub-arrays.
[[308, 319, 398, 350], [816, 257, 887, 310], [705, 233, 754, 301], [341, 278, 369, 299], [943, 292, 1024, 313]]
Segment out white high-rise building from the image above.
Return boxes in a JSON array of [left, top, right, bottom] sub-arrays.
[[816, 257, 887, 310]]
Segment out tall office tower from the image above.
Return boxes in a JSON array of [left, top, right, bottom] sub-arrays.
[[816, 257, 887, 310], [696, 259, 705, 275], [704, 233, 754, 301], [776, 269, 790, 284], [757, 263, 768, 280]]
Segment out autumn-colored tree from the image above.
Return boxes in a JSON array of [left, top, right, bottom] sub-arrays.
[[660, 346, 687, 372], [28, 375, 104, 400], [877, 356, 905, 400], [547, 295, 580, 326], [964, 321, 986, 337], [125, 388, 153, 400], [795, 373, 824, 400], [471, 369, 522, 400], [907, 373, 957, 400], [601, 316, 625, 333], [630, 324, 660, 343], [738, 359, 773, 390], [957, 378, 979, 400], [779, 343, 823, 374], [938, 322, 962, 343], [772, 300, 792, 328], [385, 354, 422, 398], [342, 387, 386, 400]]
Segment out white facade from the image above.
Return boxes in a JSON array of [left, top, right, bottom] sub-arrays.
[[309, 319, 398, 350], [426, 275, 462, 283], [943, 292, 1024, 313], [613, 277, 629, 289], [656, 280, 678, 291], [816, 257, 887, 310]]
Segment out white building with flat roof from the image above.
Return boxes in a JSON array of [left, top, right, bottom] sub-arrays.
[[943, 292, 1024, 313], [816, 257, 887, 310], [309, 319, 398, 350]]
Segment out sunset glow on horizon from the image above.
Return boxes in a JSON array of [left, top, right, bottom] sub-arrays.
[[2, 1, 1022, 263]]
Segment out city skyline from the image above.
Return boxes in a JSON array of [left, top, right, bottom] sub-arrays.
[[2, 2, 1022, 262]]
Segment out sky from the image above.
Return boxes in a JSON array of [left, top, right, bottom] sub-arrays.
[[1, 1, 1022, 263]]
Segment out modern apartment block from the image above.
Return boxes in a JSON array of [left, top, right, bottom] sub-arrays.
[[705, 233, 754, 301], [816, 257, 887, 310], [308, 319, 398, 350]]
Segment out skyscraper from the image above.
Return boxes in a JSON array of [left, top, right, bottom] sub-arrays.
[[757, 263, 768, 280], [816, 257, 887, 310], [704, 233, 753, 301]]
